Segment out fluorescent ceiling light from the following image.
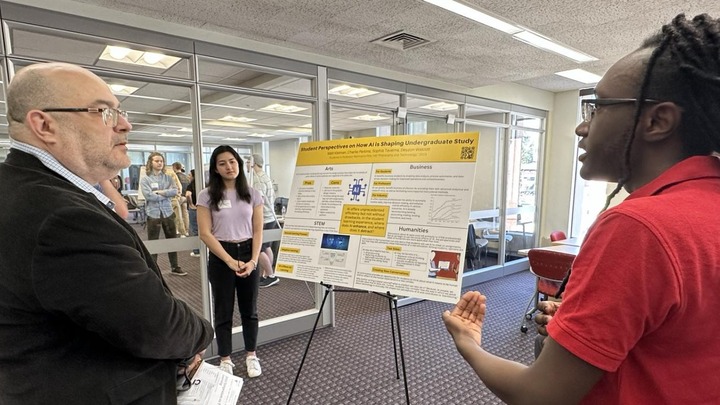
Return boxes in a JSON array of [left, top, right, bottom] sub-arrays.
[[223, 137, 247, 142], [555, 69, 602, 84], [422, 0, 521, 34], [108, 84, 138, 95], [219, 115, 257, 122], [350, 114, 390, 121], [247, 133, 274, 138], [513, 31, 597, 63], [423, 0, 596, 64], [300, 123, 312, 128], [158, 133, 186, 138], [99, 45, 182, 69], [258, 103, 307, 113], [329, 84, 379, 98], [420, 101, 458, 111]]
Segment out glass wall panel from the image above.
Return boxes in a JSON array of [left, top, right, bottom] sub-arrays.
[[467, 121, 505, 268], [198, 57, 312, 96], [199, 88, 316, 323], [406, 114, 457, 134], [504, 113, 544, 261], [407, 94, 460, 115], [0, 68, 7, 163], [330, 103, 394, 139], [328, 80, 400, 108], [466, 104, 507, 124], [6, 22, 192, 79]]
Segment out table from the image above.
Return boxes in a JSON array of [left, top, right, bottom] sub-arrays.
[[517, 244, 580, 257], [551, 237, 583, 247]]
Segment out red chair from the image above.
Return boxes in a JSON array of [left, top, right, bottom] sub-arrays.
[[520, 248, 574, 333], [550, 230, 567, 242]]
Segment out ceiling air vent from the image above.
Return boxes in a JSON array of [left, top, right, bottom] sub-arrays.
[[371, 30, 431, 51]]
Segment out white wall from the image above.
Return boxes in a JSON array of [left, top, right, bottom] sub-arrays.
[[538, 90, 580, 245]]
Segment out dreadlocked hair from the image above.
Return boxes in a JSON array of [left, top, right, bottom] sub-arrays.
[[602, 13, 720, 211]]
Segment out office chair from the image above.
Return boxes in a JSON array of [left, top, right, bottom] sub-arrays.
[[520, 248, 574, 333], [550, 230, 567, 242], [465, 224, 486, 270], [517, 213, 533, 249]]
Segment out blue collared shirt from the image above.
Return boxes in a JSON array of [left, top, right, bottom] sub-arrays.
[[10, 140, 115, 210], [140, 171, 177, 219]]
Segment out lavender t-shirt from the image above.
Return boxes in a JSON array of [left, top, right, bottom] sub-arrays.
[[196, 188, 263, 241]]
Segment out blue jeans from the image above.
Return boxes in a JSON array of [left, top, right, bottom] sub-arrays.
[[188, 208, 199, 254]]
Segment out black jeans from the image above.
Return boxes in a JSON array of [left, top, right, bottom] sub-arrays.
[[208, 239, 259, 356], [146, 213, 179, 269]]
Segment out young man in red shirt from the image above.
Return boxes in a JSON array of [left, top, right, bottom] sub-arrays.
[[444, 13, 720, 404]]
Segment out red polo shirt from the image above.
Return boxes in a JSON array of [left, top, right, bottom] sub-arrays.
[[548, 156, 720, 404]]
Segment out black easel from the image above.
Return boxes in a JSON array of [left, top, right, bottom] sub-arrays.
[[287, 282, 410, 405]]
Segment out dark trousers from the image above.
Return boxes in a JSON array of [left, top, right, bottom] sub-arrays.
[[146, 213, 179, 269], [188, 208, 199, 254], [208, 239, 259, 356]]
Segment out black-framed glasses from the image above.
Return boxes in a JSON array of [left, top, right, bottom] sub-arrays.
[[580, 98, 660, 123], [41, 107, 128, 127]]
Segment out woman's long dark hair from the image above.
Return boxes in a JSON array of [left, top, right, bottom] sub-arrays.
[[207, 145, 252, 211]]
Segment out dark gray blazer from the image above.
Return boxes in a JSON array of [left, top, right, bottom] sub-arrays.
[[0, 150, 214, 404]]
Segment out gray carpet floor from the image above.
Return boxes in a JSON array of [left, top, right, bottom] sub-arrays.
[[214, 270, 539, 405], [129, 223, 538, 403]]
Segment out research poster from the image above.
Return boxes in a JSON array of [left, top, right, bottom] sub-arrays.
[[276, 132, 479, 303]]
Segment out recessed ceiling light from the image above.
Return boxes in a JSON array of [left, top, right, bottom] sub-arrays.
[[107, 46, 131, 60], [219, 115, 257, 123], [99, 45, 182, 69], [158, 133, 186, 138], [554, 68, 602, 84], [420, 102, 458, 111], [329, 85, 379, 98], [223, 137, 247, 142], [258, 103, 307, 113], [350, 114, 390, 121], [142, 52, 165, 65], [108, 84, 139, 95], [247, 133, 274, 138]]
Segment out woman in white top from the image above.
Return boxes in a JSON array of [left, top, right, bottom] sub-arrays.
[[197, 145, 263, 378]]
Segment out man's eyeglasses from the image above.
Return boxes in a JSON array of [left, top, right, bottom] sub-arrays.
[[41, 107, 128, 127], [580, 98, 660, 123]]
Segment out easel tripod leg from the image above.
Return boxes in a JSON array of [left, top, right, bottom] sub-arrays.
[[287, 284, 332, 405], [387, 294, 400, 379], [393, 297, 411, 405]]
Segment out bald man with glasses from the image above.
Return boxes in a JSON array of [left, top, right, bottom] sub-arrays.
[[0, 62, 213, 405]]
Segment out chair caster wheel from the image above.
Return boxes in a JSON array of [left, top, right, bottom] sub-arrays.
[[520, 325, 528, 333]]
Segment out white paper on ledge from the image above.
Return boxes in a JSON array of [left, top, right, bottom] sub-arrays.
[[177, 361, 244, 405]]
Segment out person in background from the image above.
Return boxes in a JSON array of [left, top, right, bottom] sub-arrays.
[[168, 168, 188, 237], [444, 13, 720, 404], [172, 161, 191, 236], [141, 152, 186, 276], [110, 173, 123, 192], [186, 169, 200, 257], [248, 153, 280, 288], [0, 62, 213, 404], [198, 145, 263, 378], [99, 175, 129, 219]]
